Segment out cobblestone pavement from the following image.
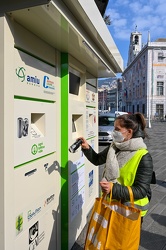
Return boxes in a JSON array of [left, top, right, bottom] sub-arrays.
[[72, 121, 166, 250]]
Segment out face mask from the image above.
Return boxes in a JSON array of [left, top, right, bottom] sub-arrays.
[[112, 130, 125, 142]]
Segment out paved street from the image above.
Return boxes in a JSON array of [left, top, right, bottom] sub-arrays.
[[140, 121, 166, 250], [72, 121, 166, 250]]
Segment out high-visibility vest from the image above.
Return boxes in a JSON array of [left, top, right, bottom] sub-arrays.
[[117, 148, 149, 216]]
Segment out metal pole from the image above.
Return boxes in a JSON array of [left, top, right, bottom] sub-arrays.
[[148, 85, 151, 128], [151, 48, 154, 123], [102, 89, 104, 111], [117, 86, 118, 111], [117, 81, 118, 111]]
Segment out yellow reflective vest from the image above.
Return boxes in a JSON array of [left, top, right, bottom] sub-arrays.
[[117, 148, 149, 217]]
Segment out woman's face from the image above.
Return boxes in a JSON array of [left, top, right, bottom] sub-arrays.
[[114, 119, 133, 142]]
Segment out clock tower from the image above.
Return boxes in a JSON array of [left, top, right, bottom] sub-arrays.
[[127, 27, 142, 66]]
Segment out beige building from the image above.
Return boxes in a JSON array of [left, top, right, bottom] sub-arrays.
[[122, 31, 166, 121]]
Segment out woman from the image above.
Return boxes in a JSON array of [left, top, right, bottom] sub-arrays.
[[80, 112, 154, 219]]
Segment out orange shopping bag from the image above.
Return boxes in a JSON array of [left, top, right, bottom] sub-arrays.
[[84, 184, 141, 250], [84, 195, 111, 250]]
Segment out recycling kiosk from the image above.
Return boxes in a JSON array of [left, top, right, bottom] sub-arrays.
[[0, 1, 123, 249]]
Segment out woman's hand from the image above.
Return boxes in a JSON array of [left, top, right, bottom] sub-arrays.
[[100, 181, 112, 194], [78, 137, 90, 150]]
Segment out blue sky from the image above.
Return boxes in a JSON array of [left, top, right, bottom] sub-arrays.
[[105, 0, 166, 70]]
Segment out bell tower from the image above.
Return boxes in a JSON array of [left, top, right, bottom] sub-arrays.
[[127, 26, 142, 66]]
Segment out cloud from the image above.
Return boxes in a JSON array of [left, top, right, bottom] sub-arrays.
[[128, 2, 142, 13], [112, 18, 127, 28], [114, 0, 130, 7], [156, 2, 166, 15], [106, 8, 121, 20], [140, 5, 153, 14], [114, 29, 132, 40]]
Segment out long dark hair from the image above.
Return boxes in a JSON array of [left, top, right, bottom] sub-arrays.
[[115, 112, 148, 138]]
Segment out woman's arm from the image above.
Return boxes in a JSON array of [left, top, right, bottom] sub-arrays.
[[80, 137, 110, 166]]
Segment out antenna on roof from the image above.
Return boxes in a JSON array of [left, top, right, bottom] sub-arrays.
[[147, 30, 151, 43], [135, 25, 137, 32]]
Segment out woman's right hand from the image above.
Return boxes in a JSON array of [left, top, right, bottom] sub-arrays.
[[78, 137, 90, 150], [100, 181, 112, 194]]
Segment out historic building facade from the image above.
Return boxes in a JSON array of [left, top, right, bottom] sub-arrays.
[[122, 31, 166, 120]]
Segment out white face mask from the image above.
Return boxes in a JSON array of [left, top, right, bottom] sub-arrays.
[[112, 130, 125, 142]]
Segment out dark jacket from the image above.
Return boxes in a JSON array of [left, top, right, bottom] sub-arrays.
[[82, 145, 153, 202]]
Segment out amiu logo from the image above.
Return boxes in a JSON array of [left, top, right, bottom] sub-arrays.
[[27, 75, 40, 85], [16, 67, 40, 86], [43, 75, 55, 90], [16, 67, 26, 82]]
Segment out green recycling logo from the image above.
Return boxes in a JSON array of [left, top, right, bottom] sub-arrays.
[[31, 144, 38, 155], [16, 67, 26, 82], [31, 142, 45, 155]]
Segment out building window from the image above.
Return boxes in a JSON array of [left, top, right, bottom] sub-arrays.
[[133, 88, 135, 98], [157, 74, 164, 79], [142, 104, 145, 115], [143, 83, 145, 97], [137, 104, 139, 112], [158, 52, 164, 62], [156, 104, 164, 118], [132, 105, 135, 114], [134, 35, 139, 45], [157, 82, 164, 95]]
